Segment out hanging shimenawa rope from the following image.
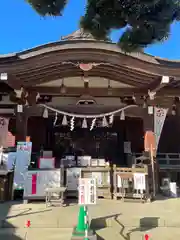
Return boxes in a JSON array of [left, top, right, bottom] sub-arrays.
[[40, 104, 138, 118]]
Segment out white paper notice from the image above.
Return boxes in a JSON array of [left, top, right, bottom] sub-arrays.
[[117, 176, 122, 187], [133, 173, 146, 190], [92, 172, 103, 186], [79, 178, 96, 205]]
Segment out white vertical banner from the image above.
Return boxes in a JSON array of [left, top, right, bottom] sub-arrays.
[[0, 117, 9, 147], [14, 142, 32, 190], [154, 107, 168, 148], [79, 178, 96, 205], [133, 173, 146, 190]]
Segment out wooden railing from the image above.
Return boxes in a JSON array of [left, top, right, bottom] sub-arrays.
[[134, 153, 180, 169]]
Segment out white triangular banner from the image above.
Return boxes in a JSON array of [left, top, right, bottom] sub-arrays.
[[82, 118, 87, 128], [154, 107, 168, 148]]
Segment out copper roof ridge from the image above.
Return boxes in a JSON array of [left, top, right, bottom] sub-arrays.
[[0, 39, 179, 66], [15, 40, 156, 63], [61, 28, 97, 41], [0, 53, 17, 58], [14, 42, 180, 64]]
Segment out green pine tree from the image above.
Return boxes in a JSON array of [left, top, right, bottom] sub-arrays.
[[26, 0, 180, 52]]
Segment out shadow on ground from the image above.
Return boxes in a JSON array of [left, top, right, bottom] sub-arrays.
[[114, 216, 159, 240], [0, 201, 24, 240], [0, 201, 52, 239], [90, 213, 121, 230], [96, 233, 105, 240]]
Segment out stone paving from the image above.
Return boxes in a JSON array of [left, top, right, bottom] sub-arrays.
[[0, 198, 180, 239]]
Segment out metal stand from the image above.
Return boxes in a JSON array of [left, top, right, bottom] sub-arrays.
[[45, 187, 66, 207], [150, 145, 156, 198]]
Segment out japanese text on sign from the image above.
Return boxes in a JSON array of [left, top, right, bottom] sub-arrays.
[[79, 178, 97, 205]]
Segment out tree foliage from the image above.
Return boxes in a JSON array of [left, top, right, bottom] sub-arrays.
[[26, 0, 180, 52], [26, 0, 67, 16]]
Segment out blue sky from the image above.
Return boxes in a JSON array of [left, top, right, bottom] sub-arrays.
[[1, 0, 179, 59]]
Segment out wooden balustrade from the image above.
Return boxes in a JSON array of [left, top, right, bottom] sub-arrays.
[[134, 153, 180, 170]]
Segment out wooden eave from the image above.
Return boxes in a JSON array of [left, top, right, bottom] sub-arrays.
[[0, 40, 180, 95]]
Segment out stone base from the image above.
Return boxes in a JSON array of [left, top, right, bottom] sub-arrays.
[[71, 234, 97, 240], [71, 228, 97, 240]]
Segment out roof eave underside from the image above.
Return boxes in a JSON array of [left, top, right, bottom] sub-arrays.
[[1, 40, 180, 89]]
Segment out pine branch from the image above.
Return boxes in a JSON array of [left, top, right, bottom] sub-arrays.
[[81, 0, 180, 52], [26, 0, 67, 16], [25, 0, 180, 52]]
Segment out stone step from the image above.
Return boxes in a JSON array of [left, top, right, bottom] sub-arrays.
[[0, 228, 73, 240]]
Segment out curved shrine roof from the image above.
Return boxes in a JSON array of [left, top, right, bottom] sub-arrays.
[[0, 29, 180, 95]]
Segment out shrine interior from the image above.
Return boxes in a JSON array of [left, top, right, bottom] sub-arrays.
[[8, 112, 180, 168], [8, 115, 143, 167]]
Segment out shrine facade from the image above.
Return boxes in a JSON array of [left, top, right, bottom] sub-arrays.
[[0, 29, 180, 161]]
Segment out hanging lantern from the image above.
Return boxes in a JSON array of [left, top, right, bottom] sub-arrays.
[[120, 110, 125, 120], [62, 115, 68, 126], [172, 109, 176, 115], [148, 106, 154, 115], [79, 63, 93, 71], [82, 118, 88, 128], [43, 108, 48, 118], [60, 79, 67, 94], [143, 101, 147, 108], [143, 96, 147, 108], [17, 105, 23, 113], [107, 80, 113, 96], [0, 73, 8, 81], [102, 116, 108, 127]]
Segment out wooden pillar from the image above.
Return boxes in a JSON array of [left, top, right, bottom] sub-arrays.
[[142, 105, 159, 196], [15, 107, 28, 143], [14, 89, 40, 143], [143, 108, 154, 133], [27, 91, 39, 106]]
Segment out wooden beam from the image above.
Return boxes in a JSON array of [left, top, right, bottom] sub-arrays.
[[26, 86, 180, 97], [28, 86, 146, 97], [8, 63, 157, 89], [12, 69, 148, 89], [10, 70, 140, 88], [2, 46, 180, 79], [158, 87, 180, 96]]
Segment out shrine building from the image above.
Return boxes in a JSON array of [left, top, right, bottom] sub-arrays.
[[0, 29, 180, 181]]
